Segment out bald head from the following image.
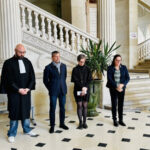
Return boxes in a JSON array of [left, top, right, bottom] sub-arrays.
[[15, 44, 26, 59]]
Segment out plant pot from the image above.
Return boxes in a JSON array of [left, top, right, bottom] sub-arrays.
[[87, 80, 102, 117]]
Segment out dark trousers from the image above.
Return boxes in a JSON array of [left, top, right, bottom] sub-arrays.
[[109, 88, 125, 121], [49, 93, 66, 127]]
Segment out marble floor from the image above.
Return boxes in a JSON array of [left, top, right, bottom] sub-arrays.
[[0, 109, 150, 150]]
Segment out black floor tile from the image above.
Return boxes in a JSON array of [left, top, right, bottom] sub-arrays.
[[30, 134, 39, 137], [143, 134, 150, 138], [108, 130, 115, 133], [73, 148, 82, 150], [87, 118, 93, 120], [86, 134, 94, 137], [127, 127, 135, 130], [104, 116, 110, 118], [140, 148, 150, 150], [146, 124, 150, 126], [96, 123, 103, 126], [68, 120, 76, 123], [55, 130, 63, 133], [62, 138, 71, 142], [121, 138, 130, 142], [11, 148, 17, 150], [132, 118, 138, 120], [35, 143, 46, 147], [98, 143, 107, 147], [135, 111, 141, 113], [45, 119, 50, 121]]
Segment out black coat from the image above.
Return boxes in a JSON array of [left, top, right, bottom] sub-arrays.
[[43, 62, 67, 96], [71, 65, 92, 102], [106, 64, 130, 90], [0, 56, 35, 120]]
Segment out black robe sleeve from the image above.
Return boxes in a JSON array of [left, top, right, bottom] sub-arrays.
[[27, 61, 36, 90], [0, 61, 8, 93], [0, 61, 20, 93]]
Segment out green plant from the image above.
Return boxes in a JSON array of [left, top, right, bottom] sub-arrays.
[[80, 39, 121, 80]]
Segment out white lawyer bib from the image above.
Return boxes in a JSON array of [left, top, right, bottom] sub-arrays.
[[18, 60, 26, 74]]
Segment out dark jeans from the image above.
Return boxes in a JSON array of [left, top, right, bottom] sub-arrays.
[[109, 88, 125, 121], [49, 93, 66, 127]]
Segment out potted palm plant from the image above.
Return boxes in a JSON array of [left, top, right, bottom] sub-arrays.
[[80, 39, 120, 117]]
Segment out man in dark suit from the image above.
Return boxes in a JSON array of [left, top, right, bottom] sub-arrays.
[[43, 51, 69, 133]]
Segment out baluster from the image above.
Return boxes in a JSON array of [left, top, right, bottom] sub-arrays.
[[53, 22, 57, 44], [71, 31, 75, 51], [59, 24, 64, 47], [82, 36, 86, 49], [47, 18, 52, 42], [27, 8, 32, 32], [87, 39, 90, 48], [20, 5, 25, 30], [65, 28, 69, 49], [34, 12, 39, 35], [76, 34, 80, 53], [41, 15, 46, 39]]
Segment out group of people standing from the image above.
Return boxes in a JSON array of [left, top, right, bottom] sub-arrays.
[[0, 44, 130, 143]]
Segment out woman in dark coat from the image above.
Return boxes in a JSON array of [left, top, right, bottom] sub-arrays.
[[106, 54, 130, 127], [71, 54, 92, 129]]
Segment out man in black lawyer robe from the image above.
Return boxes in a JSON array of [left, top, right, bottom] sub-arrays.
[[0, 44, 36, 143]]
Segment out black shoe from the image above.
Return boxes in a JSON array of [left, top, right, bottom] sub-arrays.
[[60, 124, 69, 130], [119, 121, 126, 126], [113, 120, 119, 127], [49, 126, 54, 134], [83, 123, 88, 129], [77, 123, 83, 129]]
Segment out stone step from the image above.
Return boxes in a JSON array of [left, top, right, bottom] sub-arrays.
[[138, 62, 150, 65], [129, 73, 149, 79], [126, 86, 150, 92], [144, 59, 150, 63], [125, 95, 150, 101], [129, 69, 149, 73], [104, 103, 150, 112], [127, 78, 150, 85], [124, 99, 150, 105], [125, 91, 150, 97], [134, 66, 150, 69]]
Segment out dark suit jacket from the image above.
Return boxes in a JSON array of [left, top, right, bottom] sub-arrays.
[[106, 64, 130, 90], [43, 62, 67, 96]]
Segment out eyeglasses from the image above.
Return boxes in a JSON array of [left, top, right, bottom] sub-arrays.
[[17, 51, 26, 54]]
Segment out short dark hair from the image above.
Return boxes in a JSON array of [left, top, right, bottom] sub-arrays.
[[52, 51, 59, 57], [77, 54, 86, 62], [111, 54, 122, 66]]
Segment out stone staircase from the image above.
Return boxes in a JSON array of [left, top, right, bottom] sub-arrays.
[[125, 73, 150, 111], [129, 59, 150, 73]]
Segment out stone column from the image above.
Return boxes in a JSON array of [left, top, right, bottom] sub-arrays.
[[97, 0, 116, 46], [129, 0, 138, 69], [97, 0, 116, 108], [0, 0, 22, 65]]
